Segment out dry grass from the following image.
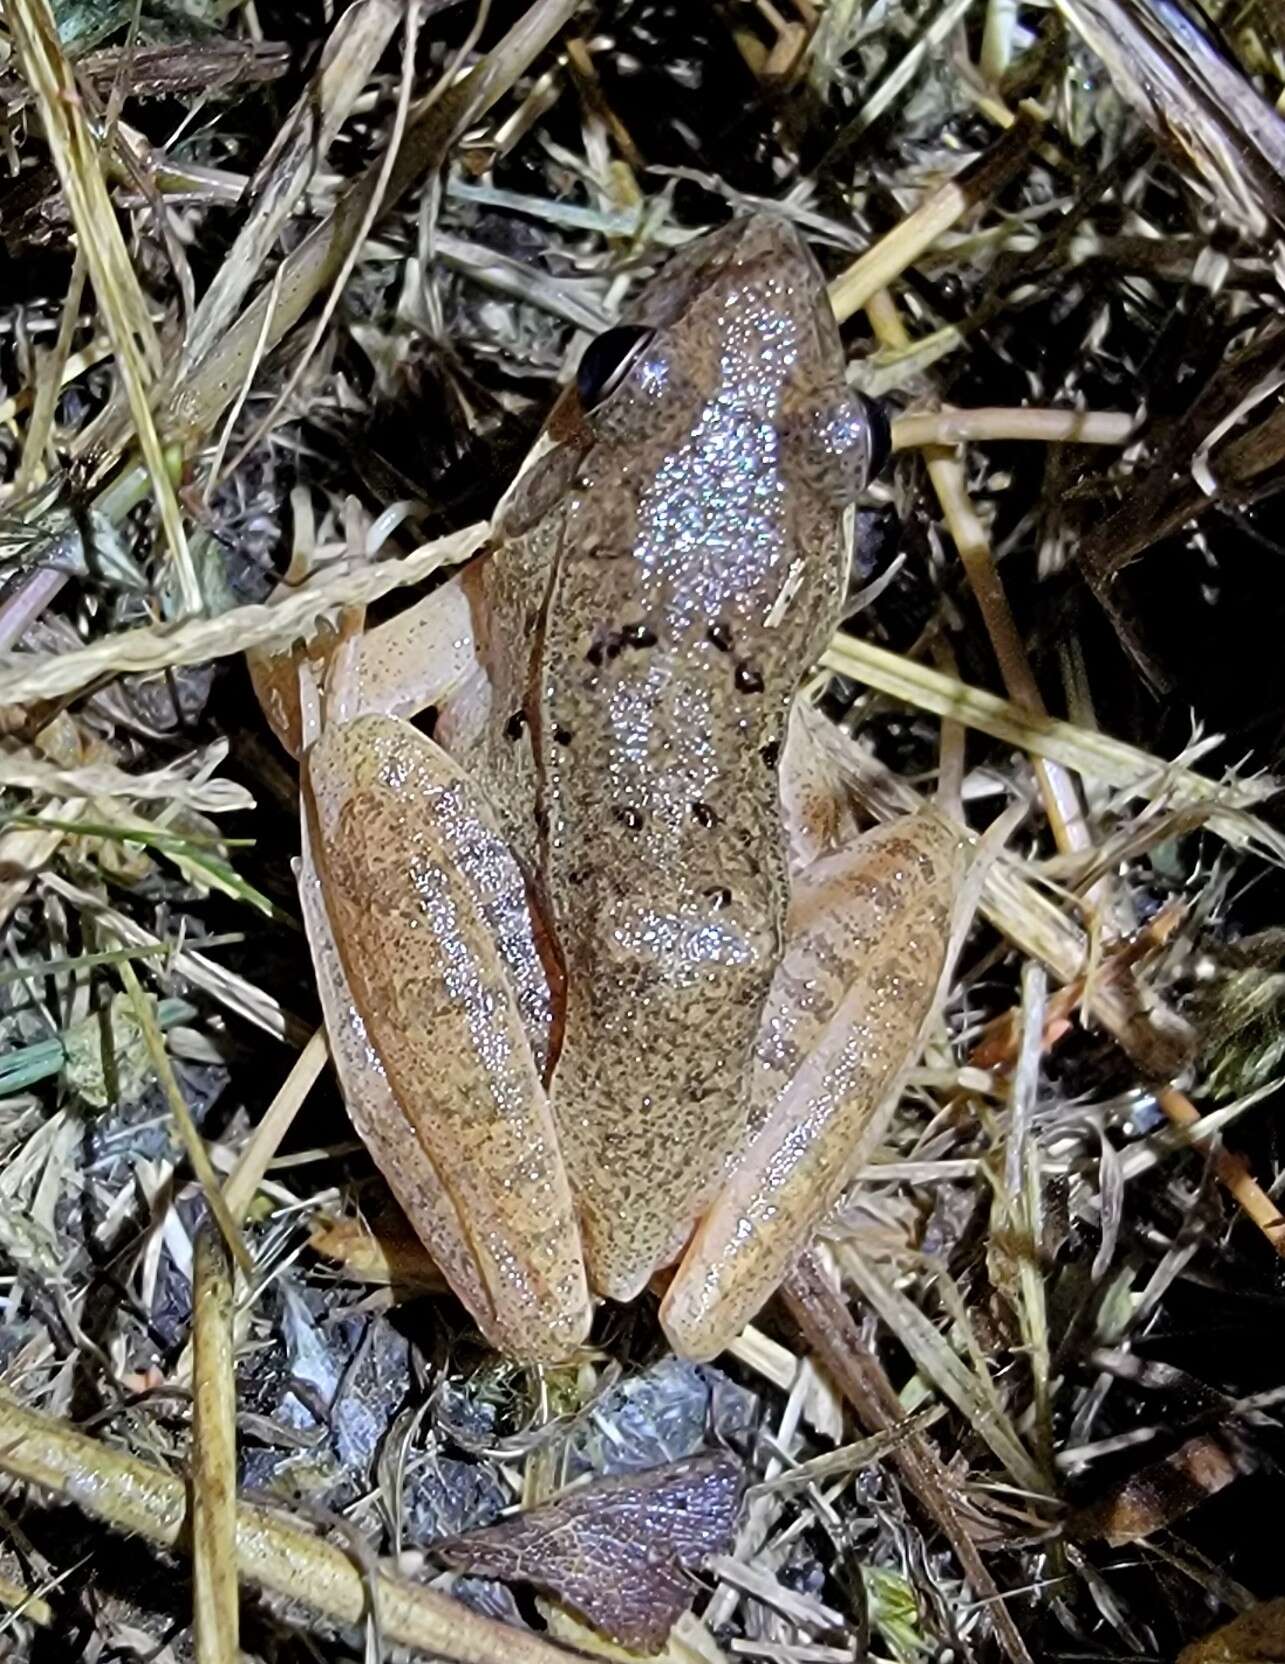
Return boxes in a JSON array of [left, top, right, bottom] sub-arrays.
[[1, 0, 1285, 1660]]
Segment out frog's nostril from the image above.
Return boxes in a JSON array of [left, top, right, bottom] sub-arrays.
[[860, 393, 892, 482]]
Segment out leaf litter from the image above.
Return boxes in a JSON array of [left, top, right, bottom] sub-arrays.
[[1, 0, 1285, 1660]]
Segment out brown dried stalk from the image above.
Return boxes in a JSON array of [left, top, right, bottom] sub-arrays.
[[0, 40, 289, 112], [782, 1252, 1034, 1664], [78, 0, 580, 468], [117, 958, 252, 1274], [828, 107, 1043, 323], [181, 0, 402, 369], [1054, 0, 1285, 237], [867, 287, 1088, 856], [192, 1227, 239, 1664], [6, 0, 199, 612]]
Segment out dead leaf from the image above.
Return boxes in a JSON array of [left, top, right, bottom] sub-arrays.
[[433, 1451, 744, 1653]]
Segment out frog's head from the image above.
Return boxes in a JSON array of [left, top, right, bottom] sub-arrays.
[[576, 214, 887, 500], [500, 215, 887, 547]]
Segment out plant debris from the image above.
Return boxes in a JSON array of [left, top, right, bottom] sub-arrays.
[[433, 1452, 744, 1652], [1, 0, 1285, 1660]]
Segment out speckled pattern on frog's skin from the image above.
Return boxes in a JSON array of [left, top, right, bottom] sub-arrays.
[[661, 812, 960, 1360], [306, 717, 590, 1361], [453, 217, 881, 1300], [297, 810, 498, 1345]]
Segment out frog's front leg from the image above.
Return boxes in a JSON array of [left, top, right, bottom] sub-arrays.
[[303, 712, 590, 1363], [660, 742, 961, 1362], [250, 570, 490, 760]]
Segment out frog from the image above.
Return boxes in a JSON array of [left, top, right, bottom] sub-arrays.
[[262, 215, 960, 1364]]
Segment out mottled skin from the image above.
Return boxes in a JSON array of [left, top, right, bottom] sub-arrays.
[[306, 721, 588, 1360], [662, 812, 957, 1354], [457, 216, 877, 1299], [292, 215, 958, 1362]]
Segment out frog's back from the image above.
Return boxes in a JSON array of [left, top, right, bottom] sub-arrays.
[[481, 218, 876, 1301]]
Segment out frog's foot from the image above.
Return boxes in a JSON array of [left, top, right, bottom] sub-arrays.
[[778, 697, 863, 872], [659, 811, 961, 1361], [301, 711, 590, 1364]]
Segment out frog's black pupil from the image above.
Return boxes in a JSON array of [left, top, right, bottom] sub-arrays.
[[860, 393, 892, 481], [576, 325, 654, 411]]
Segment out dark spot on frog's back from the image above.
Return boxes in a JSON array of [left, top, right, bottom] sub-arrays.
[[883, 835, 936, 880], [504, 710, 527, 740], [621, 621, 657, 649], [614, 804, 644, 831], [691, 801, 718, 828], [707, 622, 734, 653], [586, 628, 624, 667], [735, 663, 765, 694]]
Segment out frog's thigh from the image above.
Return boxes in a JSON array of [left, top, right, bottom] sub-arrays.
[[660, 812, 960, 1361], [298, 821, 501, 1342], [304, 714, 590, 1364]]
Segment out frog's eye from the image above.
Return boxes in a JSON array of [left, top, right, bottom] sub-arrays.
[[576, 325, 655, 411], [860, 394, 892, 481], [782, 391, 892, 507]]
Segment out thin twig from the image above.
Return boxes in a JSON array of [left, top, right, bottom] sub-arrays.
[[892, 407, 1135, 449], [828, 108, 1042, 322], [192, 1225, 239, 1664], [867, 286, 1088, 853], [223, 1028, 329, 1224], [782, 1252, 1035, 1664], [1155, 1087, 1285, 1256], [117, 957, 253, 1273]]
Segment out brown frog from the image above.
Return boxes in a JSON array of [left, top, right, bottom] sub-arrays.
[[285, 216, 957, 1361]]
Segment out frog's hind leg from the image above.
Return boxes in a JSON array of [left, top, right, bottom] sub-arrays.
[[302, 710, 590, 1363], [354, 574, 491, 741], [298, 820, 500, 1335], [660, 809, 962, 1362]]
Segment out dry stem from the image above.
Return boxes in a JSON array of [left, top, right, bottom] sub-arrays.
[[192, 1226, 239, 1664], [0, 1394, 580, 1664]]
